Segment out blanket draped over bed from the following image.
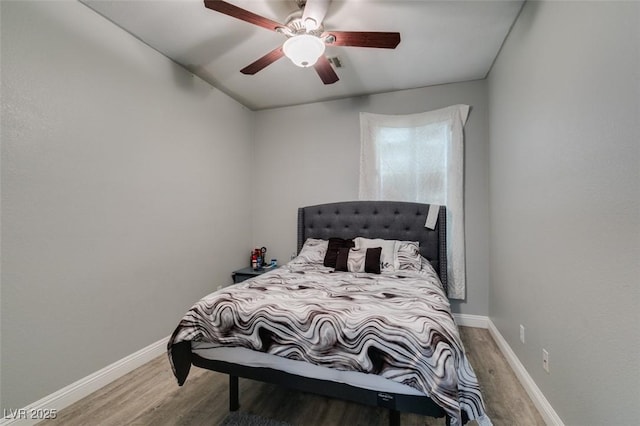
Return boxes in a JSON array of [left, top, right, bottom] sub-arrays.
[[168, 262, 490, 426]]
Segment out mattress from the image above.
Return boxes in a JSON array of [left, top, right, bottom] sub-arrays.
[[191, 344, 425, 396]]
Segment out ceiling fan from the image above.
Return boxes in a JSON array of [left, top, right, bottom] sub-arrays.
[[203, 0, 401, 84]]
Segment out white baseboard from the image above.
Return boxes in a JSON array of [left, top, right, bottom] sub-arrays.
[[486, 321, 564, 426], [453, 313, 490, 328], [1, 336, 169, 426], [455, 313, 562, 425], [3, 317, 563, 426]]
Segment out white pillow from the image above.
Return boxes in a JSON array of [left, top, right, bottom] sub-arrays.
[[395, 240, 421, 271], [289, 238, 328, 265], [353, 237, 397, 271]]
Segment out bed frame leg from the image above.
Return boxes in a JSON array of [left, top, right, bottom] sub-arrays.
[[229, 375, 239, 411], [389, 409, 400, 426]]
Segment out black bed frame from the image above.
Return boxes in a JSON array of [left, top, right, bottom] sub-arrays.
[[196, 201, 453, 426]]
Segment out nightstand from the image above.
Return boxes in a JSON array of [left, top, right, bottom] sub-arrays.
[[232, 266, 276, 284]]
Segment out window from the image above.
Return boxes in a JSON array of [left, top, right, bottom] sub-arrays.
[[359, 105, 469, 299], [374, 123, 448, 205]]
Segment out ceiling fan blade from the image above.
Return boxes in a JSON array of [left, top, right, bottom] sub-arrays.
[[203, 0, 283, 32], [302, 0, 331, 30], [313, 56, 339, 85], [240, 46, 285, 75], [325, 31, 401, 49]]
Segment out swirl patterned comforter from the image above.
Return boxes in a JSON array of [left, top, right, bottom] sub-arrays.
[[168, 262, 491, 426]]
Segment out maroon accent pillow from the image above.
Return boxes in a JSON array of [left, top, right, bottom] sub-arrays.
[[334, 247, 382, 274], [323, 238, 355, 268], [364, 247, 382, 274], [334, 247, 351, 272]]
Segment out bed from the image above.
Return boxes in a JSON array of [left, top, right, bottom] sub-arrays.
[[168, 201, 491, 426]]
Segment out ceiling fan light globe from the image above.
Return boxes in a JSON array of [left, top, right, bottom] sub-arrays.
[[283, 34, 325, 68]]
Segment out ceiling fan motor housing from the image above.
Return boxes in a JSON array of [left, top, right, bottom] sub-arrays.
[[282, 10, 324, 36]]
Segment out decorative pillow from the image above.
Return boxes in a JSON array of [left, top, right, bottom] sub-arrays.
[[364, 247, 382, 274], [395, 240, 421, 271], [353, 237, 397, 271], [335, 247, 382, 274], [290, 238, 328, 265], [334, 247, 351, 272], [323, 238, 355, 268]]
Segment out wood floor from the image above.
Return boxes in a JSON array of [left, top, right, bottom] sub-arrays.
[[39, 327, 545, 426]]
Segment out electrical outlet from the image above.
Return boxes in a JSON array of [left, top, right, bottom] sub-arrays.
[[543, 349, 550, 373], [519, 324, 525, 344]]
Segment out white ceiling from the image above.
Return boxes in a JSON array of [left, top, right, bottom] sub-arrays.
[[81, 0, 524, 110]]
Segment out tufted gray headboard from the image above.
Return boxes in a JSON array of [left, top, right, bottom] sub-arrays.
[[297, 201, 447, 293]]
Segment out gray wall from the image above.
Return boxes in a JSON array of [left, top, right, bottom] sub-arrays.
[[487, 1, 639, 424], [1, 1, 253, 410], [6, 1, 637, 422], [252, 81, 490, 316]]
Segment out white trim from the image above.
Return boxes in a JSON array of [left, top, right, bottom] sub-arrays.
[[453, 314, 563, 425], [1, 336, 169, 426], [487, 320, 564, 426], [2, 318, 564, 426], [453, 313, 490, 328]]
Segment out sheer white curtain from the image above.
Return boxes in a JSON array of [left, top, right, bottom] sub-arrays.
[[359, 105, 469, 299]]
